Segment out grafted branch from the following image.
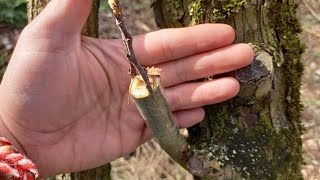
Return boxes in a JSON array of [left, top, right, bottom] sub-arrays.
[[107, 0, 215, 176], [108, 0, 153, 95]]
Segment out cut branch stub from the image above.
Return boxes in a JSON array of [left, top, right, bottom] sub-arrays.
[[129, 68, 189, 166], [129, 68, 216, 178], [235, 50, 274, 100]]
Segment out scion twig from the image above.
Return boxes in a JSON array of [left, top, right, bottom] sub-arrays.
[[108, 0, 213, 177], [108, 0, 153, 94]]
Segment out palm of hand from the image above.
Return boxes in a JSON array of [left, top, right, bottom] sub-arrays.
[[0, 1, 253, 177], [0, 33, 157, 175]]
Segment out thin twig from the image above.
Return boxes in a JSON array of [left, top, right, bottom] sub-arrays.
[[108, 0, 153, 94]]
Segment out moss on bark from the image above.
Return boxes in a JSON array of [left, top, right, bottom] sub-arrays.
[[153, 0, 304, 179], [82, 0, 100, 37]]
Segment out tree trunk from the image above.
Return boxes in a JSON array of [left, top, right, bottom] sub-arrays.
[[153, 0, 304, 179], [26, 0, 111, 179], [27, 0, 100, 37]]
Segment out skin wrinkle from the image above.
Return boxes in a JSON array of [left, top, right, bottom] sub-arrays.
[[156, 44, 253, 87], [17, 32, 77, 56], [6, 62, 93, 134], [0, 113, 27, 155], [118, 94, 127, 157], [4, 42, 110, 152], [80, 38, 147, 157], [80, 38, 132, 159], [100, 116, 109, 162], [2, 56, 85, 132], [1, 114, 76, 176], [101, 79, 124, 158], [68, 113, 106, 167], [71, 110, 106, 172], [79, 41, 112, 121], [189, 29, 205, 54], [160, 29, 176, 62], [61, 126, 78, 175], [81, 37, 129, 94], [18, 115, 74, 147], [118, 99, 136, 156], [47, 112, 97, 174], [174, 56, 190, 86], [119, 97, 150, 155], [166, 88, 182, 111], [80, 40, 111, 91]]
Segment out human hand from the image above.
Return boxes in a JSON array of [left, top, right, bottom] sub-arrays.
[[0, 0, 253, 177]]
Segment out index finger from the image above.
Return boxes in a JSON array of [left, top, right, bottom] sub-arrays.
[[133, 24, 235, 66]]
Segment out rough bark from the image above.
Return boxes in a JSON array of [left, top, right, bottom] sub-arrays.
[[82, 0, 100, 38], [26, 0, 111, 179], [27, 0, 100, 37], [152, 0, 304, 179]]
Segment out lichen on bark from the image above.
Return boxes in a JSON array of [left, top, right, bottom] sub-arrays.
[[27, 0, 100, 38], [82, 0, 100, 37], [151, 0, 185, 28], [154, 0, 304, 179], [27, 0, 50, 22]]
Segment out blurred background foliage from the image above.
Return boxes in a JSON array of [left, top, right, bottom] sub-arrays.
[[0, 0, 27, 81], [0, 0, 27, 28]]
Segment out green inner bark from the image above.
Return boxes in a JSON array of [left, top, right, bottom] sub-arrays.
[[130, 75, 189, 167]]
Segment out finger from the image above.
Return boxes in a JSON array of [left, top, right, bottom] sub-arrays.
[[140, 108, 205, 143], [173, 108, 205, 128], [23, 0, 92, 36], [166, 77, 240, 111], [133, 24, 235, 66], [159, 43, 254, 87]]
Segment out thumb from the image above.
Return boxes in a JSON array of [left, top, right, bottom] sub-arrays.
[[24, 0, 93, 37]]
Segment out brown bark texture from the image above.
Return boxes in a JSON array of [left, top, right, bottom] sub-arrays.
[[152, 0, 304, 179], [26, 0, 111, 179]]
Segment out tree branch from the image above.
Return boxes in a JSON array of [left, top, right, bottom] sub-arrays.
[[107, 1, 217, 177], [108, 0, 153, 94], [129, 68, 189, 166]]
